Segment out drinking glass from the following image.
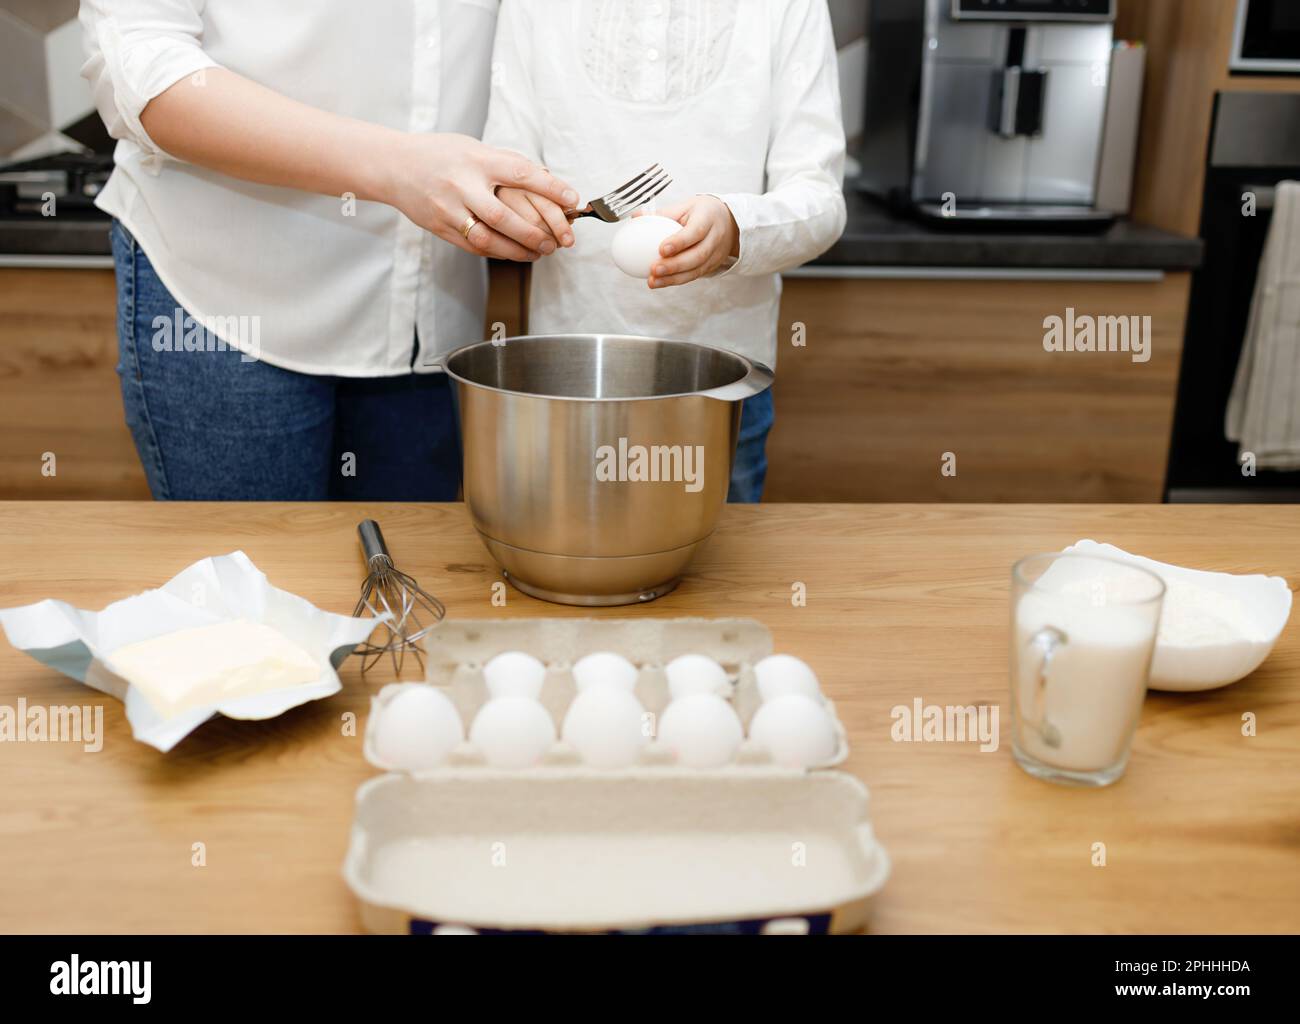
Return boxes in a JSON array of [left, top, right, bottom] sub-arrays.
[[1011, 553, 1165, 787]]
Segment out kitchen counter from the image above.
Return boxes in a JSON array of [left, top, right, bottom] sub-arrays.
[[0, 189, 1204, 273], [0, 501, 1295, 934], [809, 189, 1204, 273]]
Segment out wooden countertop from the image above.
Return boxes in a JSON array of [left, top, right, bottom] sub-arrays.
[[0, 502, 1296, 934]]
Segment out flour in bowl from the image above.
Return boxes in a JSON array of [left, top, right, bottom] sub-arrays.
[[1050, 563, 1262, 647], [1157, 581, 1260, 646]]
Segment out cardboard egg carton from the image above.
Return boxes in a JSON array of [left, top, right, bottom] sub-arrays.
[[347, 618, 889, 934], [360, 617, 849, 773], [343, 767, 890, 934]]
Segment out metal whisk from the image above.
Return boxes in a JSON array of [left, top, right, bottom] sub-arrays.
[[352, 519, 445, 675]]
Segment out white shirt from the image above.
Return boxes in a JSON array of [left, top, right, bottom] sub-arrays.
[[483, 0, 846, 368], [80, 0, 501, 377]]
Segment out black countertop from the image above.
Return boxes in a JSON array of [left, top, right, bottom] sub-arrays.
[[0, 189, 1204, 272], [812, 189, 1203, 272]]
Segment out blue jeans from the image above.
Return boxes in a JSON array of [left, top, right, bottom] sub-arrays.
[[111, 222, 462, 501], [728, 389, 773, 503]]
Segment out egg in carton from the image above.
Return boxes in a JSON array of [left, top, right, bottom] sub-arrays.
[[361, 617, 849, 773]]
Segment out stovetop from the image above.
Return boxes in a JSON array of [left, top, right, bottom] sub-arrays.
[[0, 152, 113, 220]]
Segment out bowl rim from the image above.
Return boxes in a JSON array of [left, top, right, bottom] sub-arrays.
[[436, 333, 761, 403]]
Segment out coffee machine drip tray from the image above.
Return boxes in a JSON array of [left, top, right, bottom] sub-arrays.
[[915, 202, 1117, 230]]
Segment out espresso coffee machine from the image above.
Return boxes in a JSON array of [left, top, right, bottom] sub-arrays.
[[860, 0, 1118, 225]]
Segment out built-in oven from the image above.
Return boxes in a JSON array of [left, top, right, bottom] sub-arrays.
[[1231, 0, 1300, 75], [1165, 92, 1300, 502]]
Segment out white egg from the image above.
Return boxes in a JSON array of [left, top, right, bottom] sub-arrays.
[[572, 651, 639, 693], [610, 215, 682, 279], [748, 694, 838, 769], [656, 693, 744, 769], [374, 685, 464, 771], [664, 653, 728, 699], [469, 696, 557, 769], [482, 650, 547, 700], [561, 687, 648, 768], [754, 654, 822, 702]]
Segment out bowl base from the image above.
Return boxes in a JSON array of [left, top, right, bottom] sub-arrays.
[[479, 532, 708, 607], [503, 571, 680, 607]]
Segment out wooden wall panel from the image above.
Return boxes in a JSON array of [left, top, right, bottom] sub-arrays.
[[1118, 0, 1300, 237], [766, 273, 1191, 502]]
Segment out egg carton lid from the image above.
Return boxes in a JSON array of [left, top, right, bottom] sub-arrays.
[[342, 767, 890, 934]]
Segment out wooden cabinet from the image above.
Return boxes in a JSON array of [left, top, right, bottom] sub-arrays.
[[0, 263, 1188, 503], [485, 260, 527, 337], [0, 262, 530, 501], [0, 268, 149, 499], [766, 272, 1191, 502], [0, 262, 530, 500]]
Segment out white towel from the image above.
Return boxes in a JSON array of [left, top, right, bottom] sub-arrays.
[[1226, 180, 1300, 471]]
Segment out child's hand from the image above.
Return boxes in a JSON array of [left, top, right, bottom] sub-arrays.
[[496, 186, 576, 251], [645, 196, 740, 289]]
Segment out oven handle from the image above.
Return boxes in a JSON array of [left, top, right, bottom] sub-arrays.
[[1244, 184, 1278, 211]]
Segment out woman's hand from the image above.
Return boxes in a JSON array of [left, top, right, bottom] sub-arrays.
[[385, 133, 580, 262], [646, 196, 740, 289], [137, 70, 578, 262], [496, 186, 575, 251]]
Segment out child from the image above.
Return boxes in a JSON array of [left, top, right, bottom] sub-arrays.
[[484, 0, 847, 502]]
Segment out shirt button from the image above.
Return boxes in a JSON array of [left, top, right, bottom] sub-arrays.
[[425, 37, 437, 49], [647, 48, 660, 61], [649, 2, 663, 13]]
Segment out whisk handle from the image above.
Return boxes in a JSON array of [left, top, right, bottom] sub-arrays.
[[358, 519, 392, 566]]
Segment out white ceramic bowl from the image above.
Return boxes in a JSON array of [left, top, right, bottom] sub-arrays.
[[1062, 540, 1292, 692]]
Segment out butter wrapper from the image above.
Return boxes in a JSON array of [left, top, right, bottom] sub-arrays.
[[0, 551, 376, 751]]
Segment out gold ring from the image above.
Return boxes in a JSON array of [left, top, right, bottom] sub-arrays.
[[459, 216, 478, 240]]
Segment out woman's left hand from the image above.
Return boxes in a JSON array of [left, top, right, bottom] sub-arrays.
[[645, 196, 740, 289]]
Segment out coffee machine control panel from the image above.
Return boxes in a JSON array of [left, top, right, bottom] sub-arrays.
[[952, 0, 1114, 21]]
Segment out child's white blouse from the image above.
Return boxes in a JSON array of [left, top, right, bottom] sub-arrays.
[[484, 0, 847, 367]]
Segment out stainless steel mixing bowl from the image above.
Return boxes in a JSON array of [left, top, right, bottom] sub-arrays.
[[440, 334, 773, 606]]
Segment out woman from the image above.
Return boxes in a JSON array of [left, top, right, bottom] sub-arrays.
[[79, 0, 578, 500], [484, 0, 847, 501]]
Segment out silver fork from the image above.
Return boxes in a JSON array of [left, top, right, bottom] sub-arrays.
[[566, 163, 672, 222]]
